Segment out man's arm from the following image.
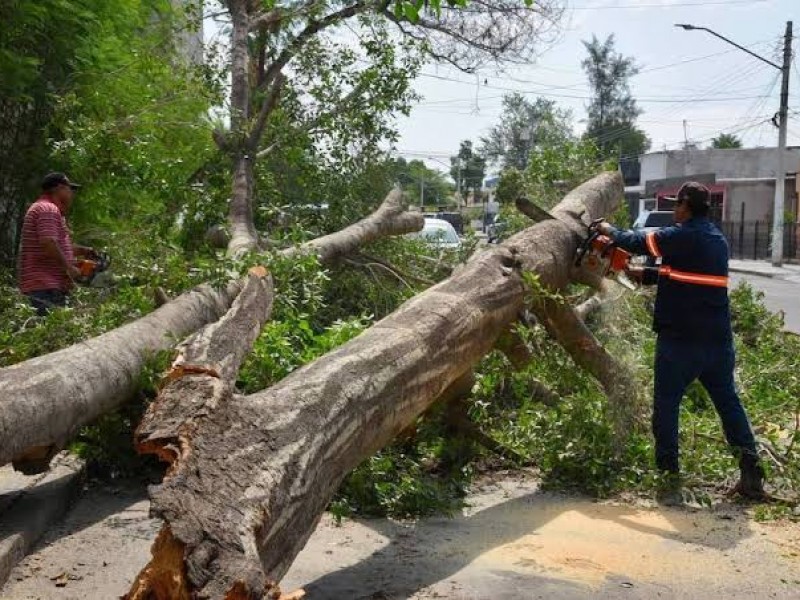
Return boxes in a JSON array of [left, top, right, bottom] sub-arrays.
[[73, 244, 96, 258], [42, 238, 80, 280], [598, 221, 683, 260]]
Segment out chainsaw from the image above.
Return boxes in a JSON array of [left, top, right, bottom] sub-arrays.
[[75, 252, 110, 286], [574, 219, 636, 290]]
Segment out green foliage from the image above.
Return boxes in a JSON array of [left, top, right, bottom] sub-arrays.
[[581, 34, 650, 160], [711, 133, 743, 149], [524, 137, 611, 209], [0, 0, 210, 261], [331, 447, 469, 521], [495, 167, 525, 205], [388, 157, 454, 208], [480, 93, 574, 170], [450, 140, 487, 200]]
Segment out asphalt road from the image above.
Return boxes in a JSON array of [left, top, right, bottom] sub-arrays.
[[730, 273, 800, 334]]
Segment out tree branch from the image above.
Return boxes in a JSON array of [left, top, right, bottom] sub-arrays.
[[256, 76, 371, 159], [248, 73, 286, 150]]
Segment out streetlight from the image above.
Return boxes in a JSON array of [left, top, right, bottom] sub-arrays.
[[675, 22, 793, 266]]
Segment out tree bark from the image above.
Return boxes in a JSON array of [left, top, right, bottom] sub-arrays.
[[0, 281, 241, 468], [127, 172, 623, 599], [225, 0, 260, 257], [0, 190, 421, 471]]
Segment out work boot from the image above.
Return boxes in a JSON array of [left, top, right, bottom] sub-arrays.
[[730, 449, 767, 501], [656, 471, 684, 507]]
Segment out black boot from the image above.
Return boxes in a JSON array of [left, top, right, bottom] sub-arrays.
[[656, 471, 684, 506], [731, 449, 766, 500]]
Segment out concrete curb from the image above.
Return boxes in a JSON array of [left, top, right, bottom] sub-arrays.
[[729, 266, 776, 279], [0, 453, 85, 588]]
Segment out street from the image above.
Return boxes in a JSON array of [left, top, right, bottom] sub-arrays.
[[731, 273, 800, 334]]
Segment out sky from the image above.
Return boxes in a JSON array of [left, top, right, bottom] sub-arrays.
[[395, 0, 800, 173], [205, 0, 800, 176]]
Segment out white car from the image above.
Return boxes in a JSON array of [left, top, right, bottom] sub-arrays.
[[633, 210, 674, 233], [409, 217, 461, 249]]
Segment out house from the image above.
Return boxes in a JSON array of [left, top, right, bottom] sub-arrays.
[[629, 147, 800, 225]]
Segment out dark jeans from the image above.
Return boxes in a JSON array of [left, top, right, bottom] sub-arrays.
[[653, 335, 757, 473], [26, 289, 67, 316]]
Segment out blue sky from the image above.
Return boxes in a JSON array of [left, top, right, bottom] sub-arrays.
[[395, 0, 799, 172]]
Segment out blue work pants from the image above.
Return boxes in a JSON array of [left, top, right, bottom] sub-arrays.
[[653, 335, 757, 473]]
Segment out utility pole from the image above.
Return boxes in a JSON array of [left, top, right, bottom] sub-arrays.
[[675, 22, 793, 265], [419, 172, 425, 207], [772, 21, 793, 266]]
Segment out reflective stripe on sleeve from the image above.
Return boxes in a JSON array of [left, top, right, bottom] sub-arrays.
[[645, 232, 662, 257], [658, 266, 728, 288]]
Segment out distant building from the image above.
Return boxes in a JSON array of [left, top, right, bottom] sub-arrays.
[[628, 147, 800, 225]]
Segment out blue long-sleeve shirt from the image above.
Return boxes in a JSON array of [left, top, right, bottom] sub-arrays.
[[608, 217, 732, 341]]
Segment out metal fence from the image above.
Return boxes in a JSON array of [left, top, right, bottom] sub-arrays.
[[719, 221, 800, 261]]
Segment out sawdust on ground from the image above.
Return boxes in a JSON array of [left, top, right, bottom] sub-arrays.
[[2, 470, 798, 599]]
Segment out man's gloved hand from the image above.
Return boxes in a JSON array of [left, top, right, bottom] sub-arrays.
[[596, 221, 614, 236]]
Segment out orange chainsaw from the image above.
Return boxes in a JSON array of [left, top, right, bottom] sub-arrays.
[[574, 219, 635, 289], [75, 251, 110, 285]]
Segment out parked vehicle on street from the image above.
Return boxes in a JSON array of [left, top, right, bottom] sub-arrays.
[[423, 211, 464, 234], [633, 210, 674, 233], [409, 217, 461, 249]]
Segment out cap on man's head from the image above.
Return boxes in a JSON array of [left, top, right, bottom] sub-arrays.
[[665, 181, 709, 212], [42, 172, 80, 192]]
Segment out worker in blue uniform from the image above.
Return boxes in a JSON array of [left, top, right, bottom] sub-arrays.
[[597, 182, 765, 504]]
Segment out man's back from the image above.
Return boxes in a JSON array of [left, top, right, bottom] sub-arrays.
[[18, 197, 73, 294]]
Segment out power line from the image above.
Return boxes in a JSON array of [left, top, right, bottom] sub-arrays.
[[570, 0, 768, 9], [414, 70, 776, 103]]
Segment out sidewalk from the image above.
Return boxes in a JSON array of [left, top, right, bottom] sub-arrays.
[[0, 454, 85, 587], [728, 259, 800, 280]]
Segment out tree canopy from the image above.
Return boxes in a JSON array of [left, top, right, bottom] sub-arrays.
[[450, 140, 487, 201], [480, 93, 573, 170], [581, 34, 649, 160], [711, 133, 743, 149]]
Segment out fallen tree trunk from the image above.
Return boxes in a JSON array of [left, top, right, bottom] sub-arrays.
[[0, 281, 241, 469], [0, 189, 422, 470], [128, 172, 623, 599]]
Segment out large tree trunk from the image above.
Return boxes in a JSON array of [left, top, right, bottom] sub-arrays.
[[0, 190, 421, 471], [127, 172, 624, 599]]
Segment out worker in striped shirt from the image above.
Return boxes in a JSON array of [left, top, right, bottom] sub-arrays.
[[17, 172, 96, 315], [597, 182, 765, 505]]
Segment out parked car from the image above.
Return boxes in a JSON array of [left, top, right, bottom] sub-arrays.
[[633, 210, 674, 233], [423, 211, 464, 234], [409, 217, 461, 249]]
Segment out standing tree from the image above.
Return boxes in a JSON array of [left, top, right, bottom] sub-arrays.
[[450, 140, 487, 202], [581, 34, 649, 160], [480, 93, 573, 170], [711, 133, 743, 149], [207, 0, 565, 256], [389, 157, 453, 206]]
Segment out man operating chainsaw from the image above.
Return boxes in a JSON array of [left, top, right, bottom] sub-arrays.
[[18, 172, 98, 315], [595, 181, 765, 504]]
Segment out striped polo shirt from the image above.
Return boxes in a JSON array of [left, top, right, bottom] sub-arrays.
[[18, 196, 74, 294]]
